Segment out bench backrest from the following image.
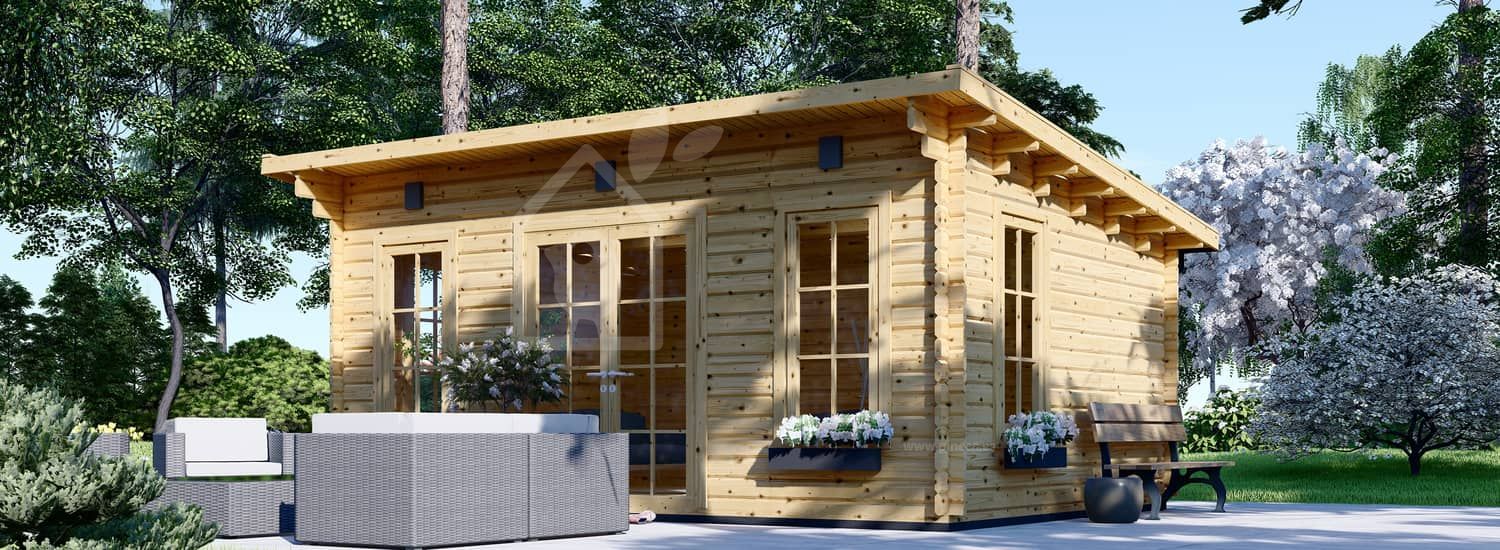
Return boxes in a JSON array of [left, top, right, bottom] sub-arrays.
[[1088, 403, 1186, 444], [1088, 402, 1185, 475]]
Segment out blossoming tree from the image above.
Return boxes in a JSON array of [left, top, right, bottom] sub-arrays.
[[1158, 137, 1404, 381], [1253, 266, 1500, 476]]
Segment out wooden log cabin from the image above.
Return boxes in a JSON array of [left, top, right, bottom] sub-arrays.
[[261, 68, 1219, 529]]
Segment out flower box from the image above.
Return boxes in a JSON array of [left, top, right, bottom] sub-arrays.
[[1003, 446, 1068, 469], [767, 447, 882, 472]]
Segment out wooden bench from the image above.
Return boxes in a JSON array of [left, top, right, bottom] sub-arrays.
[[1088, 402, 1234, 520]]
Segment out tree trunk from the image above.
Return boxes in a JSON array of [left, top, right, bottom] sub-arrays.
[[440, 0, 470, 135], [214, 202, 227, 353], [955, 0, 981, 71], [151, 269, 186, 433], [1456, 0, 1490, 266], [1407, 450, 1424, 477]]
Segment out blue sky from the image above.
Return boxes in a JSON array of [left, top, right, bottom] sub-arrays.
[[0, 1, 1456, 406]]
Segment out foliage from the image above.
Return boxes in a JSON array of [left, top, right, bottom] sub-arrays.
[[1176, 303, 1204, 402], [16, 265, 174, 431], [1160, 137, 1404, 379], [773, 411, 894, 447], [1253, 266, 1500, 476], [0, 0, 437, 430], [0, 381, 217, 548], [1002, 411, 1079, 460], [173, 336, 329, 433], [1299, 49, 1401, 153], [0, 276, 37, 380], [1176, 449, 1500, 506], [1183, 388, 1261, 453], [1370, 6, 1500, 271], [459, 0, 1127, 156], [437, 329, 566, 412], [1239, 0, 1303, 24]]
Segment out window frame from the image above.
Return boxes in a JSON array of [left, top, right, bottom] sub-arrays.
[[778, 206, 887, 418], [995, 213, 1047, 428], [374, 236, 458, 413]]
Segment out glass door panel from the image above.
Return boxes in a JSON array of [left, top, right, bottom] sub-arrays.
[[615, 235, 688, 496], [531, 240, 605, 417], [529, 228, 691, 500]]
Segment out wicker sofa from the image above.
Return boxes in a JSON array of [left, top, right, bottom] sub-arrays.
[[149, 418, 296, 537], [294, 413, 627, 549]]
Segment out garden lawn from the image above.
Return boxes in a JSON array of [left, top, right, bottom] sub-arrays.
[[1175, 449, 1500, 506]]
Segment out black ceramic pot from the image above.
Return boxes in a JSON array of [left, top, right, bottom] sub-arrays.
[[1084, 476, 1144, 524]]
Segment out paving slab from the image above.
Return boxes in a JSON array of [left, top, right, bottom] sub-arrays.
[[212, 502, 1500, 549]]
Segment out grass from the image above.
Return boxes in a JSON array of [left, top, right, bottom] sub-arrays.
[[1174, 448, 1500, 506]]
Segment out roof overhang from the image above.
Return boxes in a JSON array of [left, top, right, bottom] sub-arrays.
[[262, 68, 1218, 250]]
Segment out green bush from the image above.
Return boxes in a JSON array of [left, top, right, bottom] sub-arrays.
[[0, 381, 217, 548], [173, 336, 329, 432], [1182, 387, 1261, 453]]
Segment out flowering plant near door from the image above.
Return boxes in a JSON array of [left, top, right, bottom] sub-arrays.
[[436, 328, 568, 411]]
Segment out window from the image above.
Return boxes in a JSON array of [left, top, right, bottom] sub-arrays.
[[390, 250, 445, 412], [790, 211, 876, 416], [1000, 221, 1042, 419]]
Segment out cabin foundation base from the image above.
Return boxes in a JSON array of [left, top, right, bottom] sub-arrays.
[[654, 510, 1087, 531]]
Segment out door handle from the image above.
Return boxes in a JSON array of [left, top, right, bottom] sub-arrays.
[[585, 370, 636, 378]]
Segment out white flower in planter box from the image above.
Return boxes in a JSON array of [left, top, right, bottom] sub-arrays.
[[774, 415, 821, 447], [774, 410, 894, 447], [1004, 410, 1079, 460]]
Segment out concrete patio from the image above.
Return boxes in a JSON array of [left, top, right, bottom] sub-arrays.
[[213, 501, 1500, 549]]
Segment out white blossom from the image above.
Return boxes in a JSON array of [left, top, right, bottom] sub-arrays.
[[1253, 266, 1500, 474], [1159, 138, 1405, 375]]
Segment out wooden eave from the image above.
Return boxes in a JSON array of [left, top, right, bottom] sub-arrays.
[[261, 68, 1218, 250]]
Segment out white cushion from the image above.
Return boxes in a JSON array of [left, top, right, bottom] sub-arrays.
[[164, 418, 268, 462], [183, 461, 284, 477], [313, 412, 599, 434], [509, 413, 599, 433]]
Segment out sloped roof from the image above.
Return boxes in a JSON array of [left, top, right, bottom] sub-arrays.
[[262, 68, 1217, 249]]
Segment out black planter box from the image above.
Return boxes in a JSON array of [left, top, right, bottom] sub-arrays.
[[1003, 446, 1068, 469], [767, 447, 882, 472]]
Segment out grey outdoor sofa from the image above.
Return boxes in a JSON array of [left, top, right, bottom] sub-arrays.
[[294, 413, 628, 549], [149, 418, 297, 537]]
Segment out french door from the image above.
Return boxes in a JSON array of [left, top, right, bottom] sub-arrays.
[[521, 220, 697, 511]]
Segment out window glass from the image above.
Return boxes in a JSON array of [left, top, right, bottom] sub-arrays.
[[793, 213, 875, 416], [798, 359, 832, 417], [620, 238, 651, 301], [1000, 225, 1040, 419], [798, 222, 832, 287]]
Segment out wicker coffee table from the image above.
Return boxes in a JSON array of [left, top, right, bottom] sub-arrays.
[[148, 479, 295, 537]]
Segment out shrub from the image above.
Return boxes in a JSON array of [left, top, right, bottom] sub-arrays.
[[0, 381, 217, 548], [1183, 387, 1261, 453], [173, 335, 329, 433], [1252, 266, 1500, 476]]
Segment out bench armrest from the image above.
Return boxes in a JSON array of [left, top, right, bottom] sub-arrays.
[[268, 432, 296, 475], [153, 433, 186, 478]]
